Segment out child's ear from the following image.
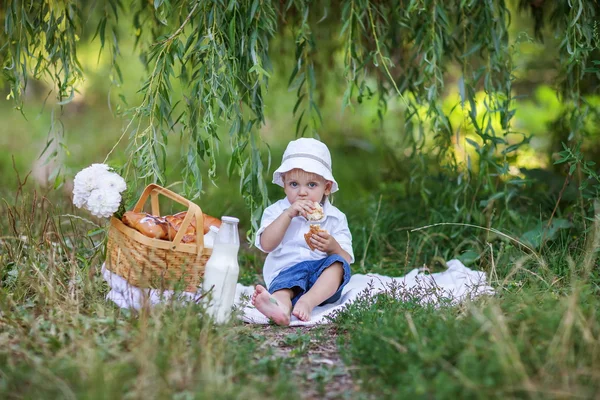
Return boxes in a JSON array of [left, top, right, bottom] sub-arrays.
[[324, 181, 332, 195]]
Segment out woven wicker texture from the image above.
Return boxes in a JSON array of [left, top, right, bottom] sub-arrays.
[[105, 184, 212, 293]]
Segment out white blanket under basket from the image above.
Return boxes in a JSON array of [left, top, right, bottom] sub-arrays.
[[101, 259, 494, 326]]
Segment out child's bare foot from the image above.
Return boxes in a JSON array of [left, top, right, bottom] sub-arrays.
[[252, 285, 291, 326], [292, 298, 313, 322]]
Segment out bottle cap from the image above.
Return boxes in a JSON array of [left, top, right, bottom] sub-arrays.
[[209, 225, 219, 233], [221, 216, 239, 223]]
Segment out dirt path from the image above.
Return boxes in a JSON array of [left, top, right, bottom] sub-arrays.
[[256, 325, 369, 399]]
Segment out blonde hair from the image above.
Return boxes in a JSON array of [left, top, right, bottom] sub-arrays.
[[282, 168, 326, 183]]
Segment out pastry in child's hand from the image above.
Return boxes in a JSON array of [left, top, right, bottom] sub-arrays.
[[304, 224, 327, 251], [306, 202, 324, 221]]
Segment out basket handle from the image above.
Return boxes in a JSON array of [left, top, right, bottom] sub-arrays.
[[132, 183, 205, 253]]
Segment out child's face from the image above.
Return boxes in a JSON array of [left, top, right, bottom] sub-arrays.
[[283, 169, 332, 204]]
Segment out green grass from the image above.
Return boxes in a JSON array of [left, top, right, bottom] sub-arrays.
[[0, 302, 298, 399], [334, 284, 600, 399], [326, 170, 600, 398], [2, 64, 600, 398], [3, 166, 599, 398], [0, 191, 298, 399]]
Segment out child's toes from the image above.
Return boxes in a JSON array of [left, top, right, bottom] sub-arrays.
[[292, 303, 311, 321]]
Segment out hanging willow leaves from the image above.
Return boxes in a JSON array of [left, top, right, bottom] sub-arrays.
[[1, 0, 600, 234]]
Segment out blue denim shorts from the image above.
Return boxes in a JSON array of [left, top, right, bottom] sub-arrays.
[[267, 255, 352, 306]]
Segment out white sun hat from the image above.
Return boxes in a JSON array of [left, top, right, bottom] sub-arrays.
[[272, 138, 339, 193]]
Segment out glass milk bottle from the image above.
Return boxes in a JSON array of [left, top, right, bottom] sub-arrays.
[[201, 216, 240, 324], [203, 225, 219, 248]]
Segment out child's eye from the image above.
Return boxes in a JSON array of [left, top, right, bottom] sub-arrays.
[[289, 182, 298, 187], [308, 182, 317, 188]]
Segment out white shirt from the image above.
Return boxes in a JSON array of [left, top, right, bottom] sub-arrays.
[[255, 198, 355, 288]]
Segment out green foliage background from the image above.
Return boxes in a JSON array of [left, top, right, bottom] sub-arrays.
[[2, 0, 600, 232], [2, 1, 600, 398]]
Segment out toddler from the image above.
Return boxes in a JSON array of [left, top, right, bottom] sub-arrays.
[[252, 138, 354, 325]]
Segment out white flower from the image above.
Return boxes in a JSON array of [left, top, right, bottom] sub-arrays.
[[86, 189, 122, 218], [73, 167, 100, 195], [98, 171, 127, 193], [73, 164, 112, 195], [89, 163, 110, 173], [72, 164, 127, 216], [72, 189, 88, 208]]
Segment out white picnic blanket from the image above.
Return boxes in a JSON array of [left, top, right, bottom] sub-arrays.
[[101, 259, 494, 326]]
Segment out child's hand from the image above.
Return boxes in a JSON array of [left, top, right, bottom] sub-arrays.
[[310, 230, 340, 254], [285, 199, 315, 219]]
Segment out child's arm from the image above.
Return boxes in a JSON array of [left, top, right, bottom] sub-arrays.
[[259, 212, 292, 252], [260, 199, 315, 252]]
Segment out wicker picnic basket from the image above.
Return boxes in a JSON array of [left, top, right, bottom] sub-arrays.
[[105, 183, 212, 292]]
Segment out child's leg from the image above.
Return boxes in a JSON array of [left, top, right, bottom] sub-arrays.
[[252, 285, 294, 326], [292, 262, 343, 321]]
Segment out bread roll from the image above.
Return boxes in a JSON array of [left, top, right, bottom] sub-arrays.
[[122, 210, 221, 242], [304, 224, 327, 251], [306, 202, 324, 221], [122, 211, 169, 239], [201, 213, 222, 234], [167, 211, 221, 235], [165, 211, 195, 242]]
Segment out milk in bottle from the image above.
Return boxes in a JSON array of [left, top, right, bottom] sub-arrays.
[[203, 225, 219, 248], [201, 216, 240, 324]]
